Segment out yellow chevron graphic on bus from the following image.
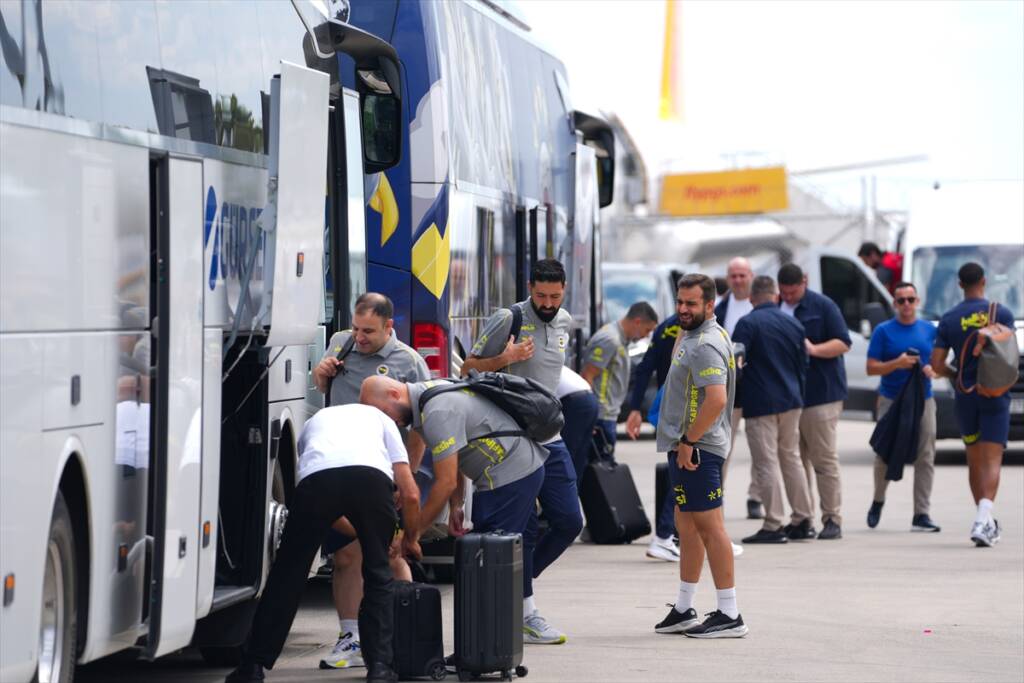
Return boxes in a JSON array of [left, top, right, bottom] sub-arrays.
[[369, 172, 399, 246], [411, 220, 451, 299]]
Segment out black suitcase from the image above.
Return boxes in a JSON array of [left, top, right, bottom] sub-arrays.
[[580, 461, 651, 544], [454, 532, 528, 681], [362, 581, 447, 681]]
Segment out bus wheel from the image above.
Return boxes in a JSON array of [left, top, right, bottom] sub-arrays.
[[34, 492, 77, 683]]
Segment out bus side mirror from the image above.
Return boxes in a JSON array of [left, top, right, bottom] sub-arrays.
[[573, 110, 616, 208], [357, 66, 402, 173]]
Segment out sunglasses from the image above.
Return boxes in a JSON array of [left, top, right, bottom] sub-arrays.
[[894, 296, 918, 305]]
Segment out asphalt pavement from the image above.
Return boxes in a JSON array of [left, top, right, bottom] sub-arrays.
[[79, 419, 1024, 683]]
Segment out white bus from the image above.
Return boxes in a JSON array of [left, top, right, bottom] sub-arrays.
[[0, 2, 402, 681]]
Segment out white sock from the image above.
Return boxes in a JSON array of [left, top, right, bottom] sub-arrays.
[[524, 595, 537, 616], [339, 618, 358, 639], [716, 587, 739, 619], [976, 498, 994, 524], [674, 581, 697, 613]]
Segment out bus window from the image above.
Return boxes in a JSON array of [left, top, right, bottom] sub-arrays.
[[206, 0, 266, 153], [477, 206, 495, 313], [0, 1, 102, 121], [153, 1, 221, 142], [95, 0, 161, 134]]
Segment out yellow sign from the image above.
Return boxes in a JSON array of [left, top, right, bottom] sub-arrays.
[[659, 166, 789, 216]]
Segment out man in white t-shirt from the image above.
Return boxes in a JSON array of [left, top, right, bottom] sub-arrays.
[[713, 257, 763, 520], [227, 405, 421, 683]]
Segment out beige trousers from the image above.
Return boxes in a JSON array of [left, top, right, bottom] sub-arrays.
[[746, 409, 812, 531], [799, 400, 844, 526], [722, 407, 762, 503], [873, 396, 937, 516]]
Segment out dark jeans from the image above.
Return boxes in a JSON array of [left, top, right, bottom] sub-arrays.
[[524, 440, 584, 597], [243, 466, 397, 670], [560, 390, 599, 486], [472, 467, 545, 596]]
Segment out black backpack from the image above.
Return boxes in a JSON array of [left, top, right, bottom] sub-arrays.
[[418, 369, 564, 443]]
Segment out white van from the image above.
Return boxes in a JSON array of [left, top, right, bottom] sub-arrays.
[[903, 183, 1024, 440], [797, 248, 894, 415]]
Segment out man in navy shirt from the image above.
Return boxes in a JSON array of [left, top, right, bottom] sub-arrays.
[[734, 276, 814, 544], [778, 264, 852, 540], [625, 292, 683, 562], [866, 282, 940, 533], [931, 262, 1016, 547]]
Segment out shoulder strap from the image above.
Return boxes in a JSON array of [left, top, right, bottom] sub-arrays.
[[956, 331, 979, 395], [508, 305, 523, 342], [325, 334, 357, 407], [337, 334, 356, 361], [988, 301, 998, 327]]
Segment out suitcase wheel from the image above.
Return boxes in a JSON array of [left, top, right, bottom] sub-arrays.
[[428, 661, 447, 681], [515, 665, 529, 678]]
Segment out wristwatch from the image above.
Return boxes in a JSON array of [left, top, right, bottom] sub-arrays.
[[680, 434, 697, 447]]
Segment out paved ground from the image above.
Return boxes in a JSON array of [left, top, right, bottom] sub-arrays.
[[80, 420, 1024, 682]]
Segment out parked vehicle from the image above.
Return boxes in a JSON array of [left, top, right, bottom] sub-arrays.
[[903, 183, 1024, 440], [602, 262, 692, 421]]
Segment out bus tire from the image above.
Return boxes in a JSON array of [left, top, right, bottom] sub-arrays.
[[33, 492, 77, 683]]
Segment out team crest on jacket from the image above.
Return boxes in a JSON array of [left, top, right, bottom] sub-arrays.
[[377, 365, 390, 375]]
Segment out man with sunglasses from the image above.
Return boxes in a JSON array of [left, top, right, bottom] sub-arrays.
[[865, 282, 940, 532]]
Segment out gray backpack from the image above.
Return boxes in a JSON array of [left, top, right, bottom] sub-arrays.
[[957, 302, 1018, 398]]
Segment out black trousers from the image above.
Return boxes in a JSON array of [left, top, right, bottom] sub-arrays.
[[243, 466, 397, 669]]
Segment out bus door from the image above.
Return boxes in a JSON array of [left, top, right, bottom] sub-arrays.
[[144, 61, 330, 659], [145, 154, 205, 658]]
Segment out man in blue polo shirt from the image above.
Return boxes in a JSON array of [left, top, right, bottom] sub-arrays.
[[777, 264, 852, 540], [930, 262, 1015, 548], [866, 281, 941, 533], [733, 276, 814, 544]]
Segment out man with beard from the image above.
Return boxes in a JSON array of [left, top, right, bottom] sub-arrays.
[[461, 258, 581, 645], [653, 273, 746, 638]]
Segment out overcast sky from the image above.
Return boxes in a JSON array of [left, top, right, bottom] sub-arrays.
[[523, 0, 1024, 209]]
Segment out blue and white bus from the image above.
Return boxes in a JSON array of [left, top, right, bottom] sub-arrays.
[[340, 0, 615, 376], [0, 1, 401, 680]]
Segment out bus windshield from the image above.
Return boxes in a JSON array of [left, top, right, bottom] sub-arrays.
[[912, 244, 1024, 320]]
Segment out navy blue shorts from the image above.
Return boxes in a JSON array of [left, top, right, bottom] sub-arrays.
[[322, 515, 403, 555], [954, 392, 1011, 447], [666, 449, 725, 512]]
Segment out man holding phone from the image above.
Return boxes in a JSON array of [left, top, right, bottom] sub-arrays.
[[653, 274, 746, 639], [866, 282, 940, 532]]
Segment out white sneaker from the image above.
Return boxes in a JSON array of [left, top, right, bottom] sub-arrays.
[[731, 542, 744, 557], [523, 611, 567, 644], [646, 536, 680, 562], [319, 631, 364, 669], [972, 519, 1001, 547]]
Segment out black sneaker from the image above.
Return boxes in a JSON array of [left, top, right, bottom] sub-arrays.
[[741, 528, 788, 544], [683, 610, 749, 639], [911, 514, 941, 533], [746, 499, 764, 520], [367, 661, 399, 683], [225, 662, 265, 683], [783, 518, 816, 540], [817, 519, 842, 540], [867, 501, 884, 529], [654, 605, 700, 633]]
